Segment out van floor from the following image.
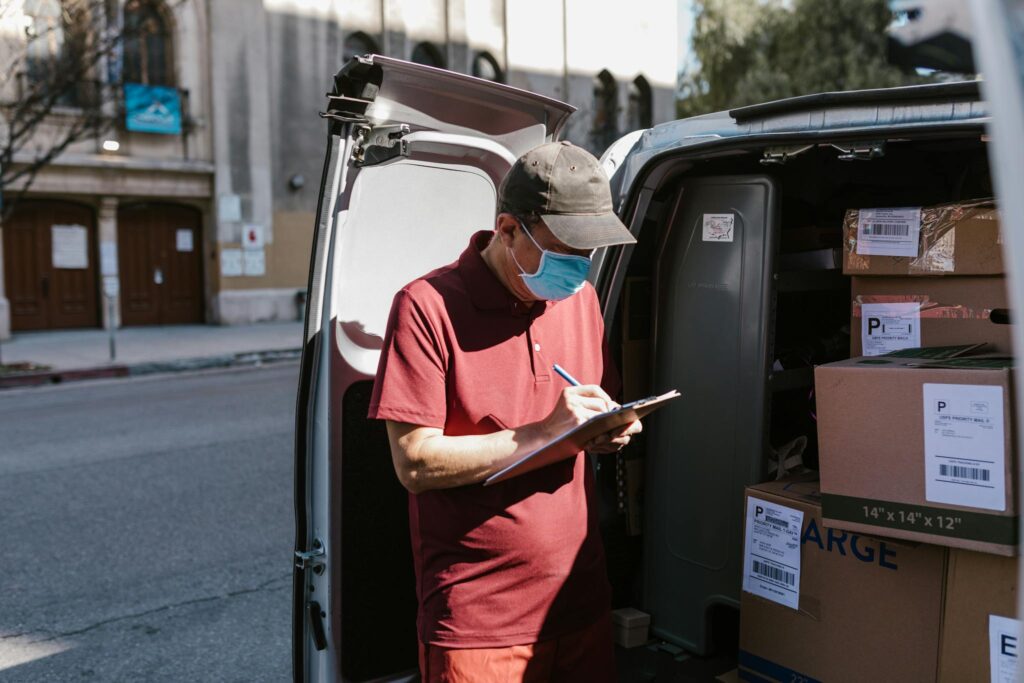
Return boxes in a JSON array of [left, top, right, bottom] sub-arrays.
[[616, 643, 738, 682]]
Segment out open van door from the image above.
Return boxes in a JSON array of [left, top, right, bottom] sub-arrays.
[[292, 56, 574, 683], [969, 0, 1024, 631]]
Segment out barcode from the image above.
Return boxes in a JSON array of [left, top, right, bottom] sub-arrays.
[[752, 560, 796, 586], [765, 515, 789, 528], [940, 464, 991, 482], [864, 223, 910, 237]]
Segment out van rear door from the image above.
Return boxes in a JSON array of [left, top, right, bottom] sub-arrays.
[[292, 56, 574, 683], [969, 0, 1024, 630]]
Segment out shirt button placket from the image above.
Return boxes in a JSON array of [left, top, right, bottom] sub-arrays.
[[529, 327, 550, 383]]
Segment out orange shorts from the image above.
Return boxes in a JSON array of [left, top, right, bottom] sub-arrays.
[[418, 613, 616, 683]]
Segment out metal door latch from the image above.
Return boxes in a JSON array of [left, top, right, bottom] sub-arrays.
[[295, 538, 325, 571]]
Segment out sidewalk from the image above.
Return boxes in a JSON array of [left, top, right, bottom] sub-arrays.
[[0, 321, 304, 388]]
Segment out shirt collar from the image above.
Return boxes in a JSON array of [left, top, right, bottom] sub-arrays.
[[458, 230, 546, 316]]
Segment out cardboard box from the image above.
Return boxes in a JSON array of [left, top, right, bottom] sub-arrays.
[[851, 275, 1010, 356], [611, 607, 650, 649], [938, 550, 1020, 682], [843, 200, 1002, 276], [739, 477, 947, 683], [816, 355, 1018, 555]]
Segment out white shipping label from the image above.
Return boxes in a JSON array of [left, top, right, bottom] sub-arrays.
[[742, 496, 803, 610], [176, 229, 194, 252], [989, 615, 1021, 683], [861, 302, 921, 356], [856, 207, 921, 257], [702, 213, 734, 242], [51, 225, 89, 269], [923, 383, 1006, 511]]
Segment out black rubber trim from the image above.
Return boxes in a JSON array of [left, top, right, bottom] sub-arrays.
[[729, 81, 981, 122]]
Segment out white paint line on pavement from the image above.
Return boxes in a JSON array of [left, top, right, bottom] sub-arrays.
[[0, 634, 72, 672]]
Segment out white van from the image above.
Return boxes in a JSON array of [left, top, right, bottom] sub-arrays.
[[293, 8, 1024, 679]]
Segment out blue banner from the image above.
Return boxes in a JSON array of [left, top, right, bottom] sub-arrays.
[[124, 83, 182, 135]]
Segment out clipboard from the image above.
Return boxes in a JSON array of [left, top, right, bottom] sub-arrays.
[[483, 389, 681, 486]]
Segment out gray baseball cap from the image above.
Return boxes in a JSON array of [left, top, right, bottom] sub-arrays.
[[498, 141, 636, 250]]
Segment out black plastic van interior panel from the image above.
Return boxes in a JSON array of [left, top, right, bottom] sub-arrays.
[[642, 175, 778, 654]]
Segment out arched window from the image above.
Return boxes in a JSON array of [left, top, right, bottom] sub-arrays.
[[123, 0, 174, 86], [23, 0, 86, 106], [472, 51, 503, 83], [591, 70, 618, 149], [628, 75, 653, 130], [343, 31, 379, 63], [410, 42, 445, 69]]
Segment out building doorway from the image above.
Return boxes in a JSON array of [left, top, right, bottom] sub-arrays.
[[118, 203, 204, 325], [3, 200, 100, 331]]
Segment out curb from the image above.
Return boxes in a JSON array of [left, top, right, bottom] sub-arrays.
[[0, 348, 301, 390]]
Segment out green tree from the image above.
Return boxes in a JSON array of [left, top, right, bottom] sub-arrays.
[[679, 0, 926, 117]]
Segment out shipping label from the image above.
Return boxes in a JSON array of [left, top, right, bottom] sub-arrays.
[[923, 383, 1006, 511], [856, 207, 921, 257], [990, 614, 1021, 683], [861, 302, 921, 356], [742, 496, 803, 610], [702, 213, 735, 242]]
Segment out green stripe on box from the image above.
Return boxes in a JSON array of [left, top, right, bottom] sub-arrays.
[[821, 494, 1019, 546]]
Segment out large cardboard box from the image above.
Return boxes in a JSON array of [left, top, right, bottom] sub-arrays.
[[739, 477, 947, 683], [816, 355, 1017, 555], [843, 201, 1002, 276], [851, 275, 1010, 356], [938, 550, 1020, 682]]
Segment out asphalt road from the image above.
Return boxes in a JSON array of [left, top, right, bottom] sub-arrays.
[[0, 363, 299, 682]]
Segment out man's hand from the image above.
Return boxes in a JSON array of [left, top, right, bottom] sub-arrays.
[[585, 419, 642, 454], [539, 385, 642, 454], [539, 385, 615, 437]]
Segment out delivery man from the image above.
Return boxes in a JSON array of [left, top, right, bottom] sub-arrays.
[[369, 140, 641, 682]]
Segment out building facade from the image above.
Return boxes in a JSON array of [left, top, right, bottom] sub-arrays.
[[0, 0, 677, 338]]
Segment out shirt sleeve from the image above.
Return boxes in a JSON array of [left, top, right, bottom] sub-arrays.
[[368, 288, 448, 428]]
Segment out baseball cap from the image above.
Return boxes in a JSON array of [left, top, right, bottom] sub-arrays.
[[498, 141, 636, 250]]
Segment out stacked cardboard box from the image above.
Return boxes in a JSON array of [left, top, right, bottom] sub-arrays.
[[736, 200, 1019, 679], [815, 354, 1017, 555], [738, 477, 946, 682], [738, 476, 1021, 682], [844, 200, 1011, 356]]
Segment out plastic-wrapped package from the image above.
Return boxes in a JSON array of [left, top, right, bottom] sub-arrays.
[[843, 199, 1001, 276]]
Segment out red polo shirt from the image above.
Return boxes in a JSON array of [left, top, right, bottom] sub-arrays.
[[368, 230, 613, 648]]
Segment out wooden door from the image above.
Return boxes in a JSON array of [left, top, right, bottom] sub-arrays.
[[118, 204, 203, 326], [3, 201, 99, 331]]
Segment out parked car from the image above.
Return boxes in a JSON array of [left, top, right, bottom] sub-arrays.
[[293, 5, 1024, 677]]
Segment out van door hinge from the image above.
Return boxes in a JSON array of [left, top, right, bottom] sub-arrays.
[[760, 144, 814, 165], [295, 537, 325, 572], [832, 140, 885, 161], [353, 124, 410, 166]]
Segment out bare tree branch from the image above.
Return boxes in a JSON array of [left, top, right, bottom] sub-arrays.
[[1, 0, 186, 220]]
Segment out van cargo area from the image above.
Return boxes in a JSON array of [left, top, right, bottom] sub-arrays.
[[594, 129, 1013, 680], [298, 60, 1022, 683]]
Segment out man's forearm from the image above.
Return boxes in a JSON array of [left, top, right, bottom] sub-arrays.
[[386, 420, 551, 493]]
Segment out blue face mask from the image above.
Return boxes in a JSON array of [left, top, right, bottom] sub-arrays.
[[509, 221, 592, 301]]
